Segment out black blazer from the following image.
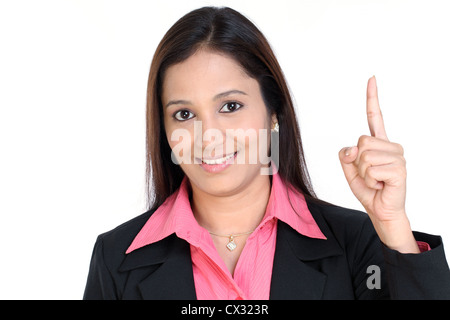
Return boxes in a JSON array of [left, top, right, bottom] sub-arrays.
[[84, 199, 450, 299]]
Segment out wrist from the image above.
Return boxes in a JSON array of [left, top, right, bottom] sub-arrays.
[[370, 213, 420, 254]]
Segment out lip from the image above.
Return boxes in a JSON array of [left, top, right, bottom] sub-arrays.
[[198, 151, 238, 173]]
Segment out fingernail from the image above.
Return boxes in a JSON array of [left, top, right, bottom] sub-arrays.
[[344, 147, 353, 156]]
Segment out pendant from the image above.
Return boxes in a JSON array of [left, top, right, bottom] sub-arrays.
[[226, 235, 237, 251]]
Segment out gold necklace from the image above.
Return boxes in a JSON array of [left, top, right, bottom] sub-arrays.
[[208, 230, 254, 251]]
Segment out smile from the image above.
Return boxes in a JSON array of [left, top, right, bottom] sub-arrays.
[[197, 151, 239, 173], [201, 152, 237, 165]]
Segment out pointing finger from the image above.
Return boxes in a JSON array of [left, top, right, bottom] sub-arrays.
[[367, 76, 388, 141]]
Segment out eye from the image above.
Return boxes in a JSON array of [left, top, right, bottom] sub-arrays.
[[173, 109, 195, 121], [219, 101, 243, 113]]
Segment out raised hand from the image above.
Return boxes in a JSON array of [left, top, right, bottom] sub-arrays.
[[339, 76, 419, 253]]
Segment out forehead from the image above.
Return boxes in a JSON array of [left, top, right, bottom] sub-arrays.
[[161, 50, 257, 102]]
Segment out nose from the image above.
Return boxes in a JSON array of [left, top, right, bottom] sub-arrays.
[[193, 117, 227, 158]]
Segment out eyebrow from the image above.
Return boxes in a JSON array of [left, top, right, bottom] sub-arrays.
[[165, 89, 248, 109]]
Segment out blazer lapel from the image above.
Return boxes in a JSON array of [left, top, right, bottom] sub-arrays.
[[119, 234, 197, 300], [118, 200, 343, 300], [270, 220, 343, 299]]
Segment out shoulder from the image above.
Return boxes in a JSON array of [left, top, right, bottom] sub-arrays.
[[93, 209, 155, 264], [306, 198, 370, 229], [304, 197, 377, 246], [304, 198, 385, 276]]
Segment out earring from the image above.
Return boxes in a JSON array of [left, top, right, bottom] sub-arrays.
[[272, 122, 279, 133]]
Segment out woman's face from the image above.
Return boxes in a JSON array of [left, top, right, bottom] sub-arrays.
[[162, 49, 276, 197]]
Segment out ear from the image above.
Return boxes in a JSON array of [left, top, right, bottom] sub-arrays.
[[271, 113, 278, 128]]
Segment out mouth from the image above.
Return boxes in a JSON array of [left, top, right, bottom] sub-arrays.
[[197, 151, 238, 173], [201, 151, 238, 165]]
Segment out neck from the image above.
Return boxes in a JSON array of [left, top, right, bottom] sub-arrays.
[[190, 174, 272, 236]]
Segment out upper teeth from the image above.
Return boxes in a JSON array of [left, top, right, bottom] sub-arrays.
[[202, 153, 235, 165]]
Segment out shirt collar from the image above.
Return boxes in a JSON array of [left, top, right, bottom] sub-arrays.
[[264, 172, 326, 240], [126, 171, 326, 254]]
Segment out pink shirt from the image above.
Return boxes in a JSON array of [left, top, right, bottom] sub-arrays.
[[126, 172, 326, 299], [126, 172, 430, 299]]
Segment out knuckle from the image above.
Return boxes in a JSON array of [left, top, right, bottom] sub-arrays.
[[360, 150, 371, 163], [357, 135, 372, 148], [396, 143, 405, 155], [358, 162, 367, 178], [390, 141, 404, 155], [364, 170, 377, 186], [365, 165, 375, 178]]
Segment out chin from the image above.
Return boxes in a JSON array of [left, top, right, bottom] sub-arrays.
[[183, 163, 262, 197]]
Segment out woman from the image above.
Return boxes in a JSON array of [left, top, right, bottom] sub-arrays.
[[84, 6, 450, 299]]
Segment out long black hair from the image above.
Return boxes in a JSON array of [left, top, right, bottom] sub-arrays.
[[145, 6, 320, 210]]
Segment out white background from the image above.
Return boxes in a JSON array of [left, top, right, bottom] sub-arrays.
[[0, 0, 449, 299]]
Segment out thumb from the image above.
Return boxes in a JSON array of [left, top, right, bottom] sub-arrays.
[[339, 146, 377, 212], [339, 146, 359, 185]]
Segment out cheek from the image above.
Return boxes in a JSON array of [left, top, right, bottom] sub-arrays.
[[230, 114, 270, 163], [166, 126, 195, 164]]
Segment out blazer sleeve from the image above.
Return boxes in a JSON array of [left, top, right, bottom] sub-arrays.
[[347, 214, 450, 300], [83, 236, 118, 300], [381, 231, 450, 299]]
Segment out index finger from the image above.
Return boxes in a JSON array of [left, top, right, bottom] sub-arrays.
[[367, 76, 388, 141]]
